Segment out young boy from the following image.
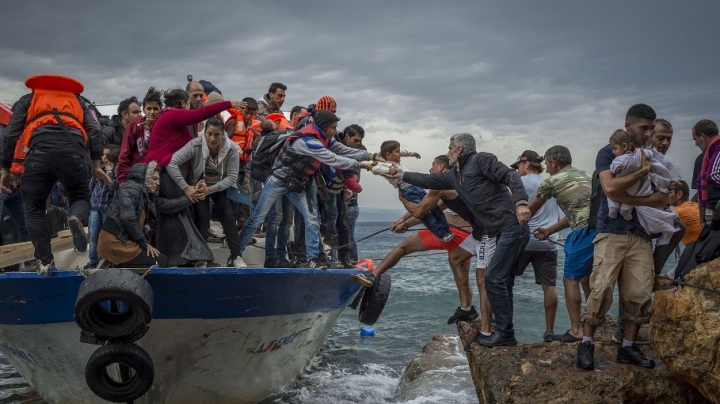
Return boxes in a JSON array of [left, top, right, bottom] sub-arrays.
[[86, 145, 120, 268], [371, 140, 455, 242], [608, 130, 678, 245]]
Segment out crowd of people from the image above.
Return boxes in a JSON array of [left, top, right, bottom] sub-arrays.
[[0, 74, 711, 371], [353, 104, 705, 370]]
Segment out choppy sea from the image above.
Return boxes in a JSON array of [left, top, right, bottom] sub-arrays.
[[0, 221, 677, 403]]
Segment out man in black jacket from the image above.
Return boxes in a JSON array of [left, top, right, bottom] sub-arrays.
[[389, 133, 531, 347], [102, 96, 141, 146]]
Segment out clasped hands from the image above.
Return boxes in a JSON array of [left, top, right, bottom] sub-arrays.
[[184, 180, 211, 203]]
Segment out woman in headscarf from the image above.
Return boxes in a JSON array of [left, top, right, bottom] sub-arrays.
[[98, 162, 190, 267]]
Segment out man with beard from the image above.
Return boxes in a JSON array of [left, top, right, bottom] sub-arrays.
[[577, 104, 668, 370], [256, 82, 286, 120], [186, 81, 205, 137], [102, 96, 141, 147], [646, 118, 672, 155]]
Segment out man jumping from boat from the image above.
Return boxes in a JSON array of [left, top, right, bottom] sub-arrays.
[[1, 74, 111, 275], [351, 155, 493, 334]]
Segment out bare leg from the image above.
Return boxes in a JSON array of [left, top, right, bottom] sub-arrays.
[[541, 284, 558, 332], [580, 275, 591, 302], [476, 268, 492, 333], [372, 234, 427, 278], [449, 247, 473, 308], [583, 322, 597, 338], [624, 322, 639, 341], [564, 278, 584, 338]]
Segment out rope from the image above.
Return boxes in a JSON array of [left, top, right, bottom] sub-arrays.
[[676, 279, 720, 296], [247, 227, 391, 255]]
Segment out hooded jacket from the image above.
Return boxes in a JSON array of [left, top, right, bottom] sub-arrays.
[[117, 115, 150, 184], [402, 151, 528, 237], [166, 135, 240, 193], [102, 115, 125, 146], [102, 162, 191, 249]]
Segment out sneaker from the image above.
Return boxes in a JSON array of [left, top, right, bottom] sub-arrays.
[[617, 344, 655, 368], [447, 306, 479, 324], [227, 256, 247, 268], [37, 262, 52, 275], [576, 340, 595, 370], [340, 260, 355, 269], [476, 332, 517, 347], [441, 232, 456, 243], [275, 259, 296, 268], [306, 258, 328, 269], [264, 258, 278, 268], [67, 215, 88, 252], [555, 330, 581, 343], [543, 331, 555, 342], [83, 262, 98, 270], [611, 329, 651, 345], [351, 271, 376, 287], [195, 261, 207, 268]]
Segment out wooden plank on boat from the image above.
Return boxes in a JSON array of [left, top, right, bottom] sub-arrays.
[[0, 229, 86, 268]]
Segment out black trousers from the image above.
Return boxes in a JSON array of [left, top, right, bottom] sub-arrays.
[[21, 150, 91, 264], [193, 191, 241, 258]]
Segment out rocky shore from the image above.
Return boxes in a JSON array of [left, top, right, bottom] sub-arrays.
[[651, 262, 720, 404], [457, 317, 709, 403]]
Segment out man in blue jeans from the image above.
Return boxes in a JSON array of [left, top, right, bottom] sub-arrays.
[[235, 111, 380, 268], [391, 133, 531, 347]]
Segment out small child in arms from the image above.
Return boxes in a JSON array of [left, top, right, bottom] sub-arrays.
[[371, 140, 455, 242], [608, 129, 678, 245]]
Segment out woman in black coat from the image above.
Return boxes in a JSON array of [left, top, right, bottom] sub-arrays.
[[98, 161, 191, 267]]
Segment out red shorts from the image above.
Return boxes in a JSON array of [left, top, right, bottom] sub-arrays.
[[417, 227, 469, 252]]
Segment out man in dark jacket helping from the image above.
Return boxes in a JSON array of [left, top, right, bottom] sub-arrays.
[[386, 133, 531, 347]]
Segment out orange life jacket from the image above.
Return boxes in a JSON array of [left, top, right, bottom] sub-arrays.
[[12, 75, 87, 174], [227, 108, 259, 162]]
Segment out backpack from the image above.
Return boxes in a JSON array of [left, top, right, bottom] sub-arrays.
[[587, 170, 601, 230], [249, 130, 295, 182], [46, 206, 68, 238]]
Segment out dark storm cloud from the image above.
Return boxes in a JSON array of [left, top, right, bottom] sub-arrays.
[[1, 0, 717, 206]]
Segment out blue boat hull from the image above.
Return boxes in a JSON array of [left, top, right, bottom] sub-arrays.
[[0, 268, 364, 403]]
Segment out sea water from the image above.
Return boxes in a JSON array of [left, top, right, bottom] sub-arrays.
[[0, 221, 676, 404]]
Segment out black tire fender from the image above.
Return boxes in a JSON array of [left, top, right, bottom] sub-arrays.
[[358, 273, 391, 325], [74, 268, 153, 342], [85, 343, 154, 403]]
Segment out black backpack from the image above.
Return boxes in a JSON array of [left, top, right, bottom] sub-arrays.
[[249, 130, 295, 182], [587, 170, 601, 230]]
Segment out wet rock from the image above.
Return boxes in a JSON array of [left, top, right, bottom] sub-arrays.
[[400, 334, 464, 384], [397, 334, 475, 401], [458, 317, 707, 404], [651, 262, 720, 404]]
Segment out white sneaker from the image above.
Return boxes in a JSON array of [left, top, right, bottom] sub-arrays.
[[230, 256, 247, 268], [38, 264, 52, 275]]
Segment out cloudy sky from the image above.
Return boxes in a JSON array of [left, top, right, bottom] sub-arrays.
[[1, 1, 717, 209]]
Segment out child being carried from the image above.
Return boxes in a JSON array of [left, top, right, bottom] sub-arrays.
[[608, 129, 680, 245], [371, 140, 455, 242]]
